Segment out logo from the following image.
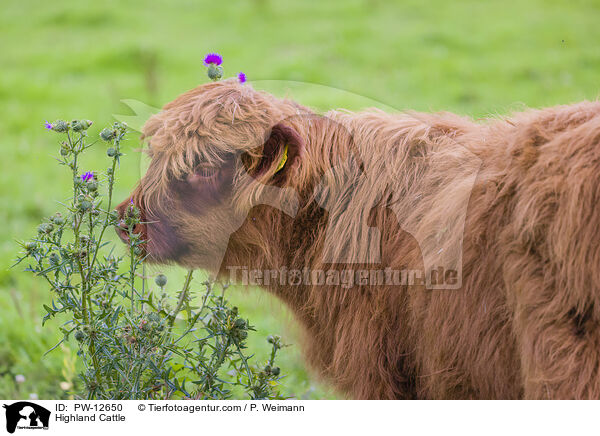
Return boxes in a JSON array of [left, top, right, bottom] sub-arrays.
[[2, 402, 50, 434]]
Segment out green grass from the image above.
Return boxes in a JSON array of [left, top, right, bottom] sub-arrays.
[[1, 0, 599, 399]]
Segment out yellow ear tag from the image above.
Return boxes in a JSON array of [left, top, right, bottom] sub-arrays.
[[274, 143, 289, 174]]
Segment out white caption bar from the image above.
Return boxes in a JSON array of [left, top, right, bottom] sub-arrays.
[[1, 400, 598, 436]]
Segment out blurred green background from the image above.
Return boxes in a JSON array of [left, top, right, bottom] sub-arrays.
[[1, 0, 599, 399]]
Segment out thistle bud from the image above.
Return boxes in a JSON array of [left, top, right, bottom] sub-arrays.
[[126, 202, 140, 219], [52, 213, 65, 226], [234, 318, 246, 329], [154, 274, 168, 288], [24, 242, 37, 252], [71, 120, 84, 132], [78, 199, 93, 211], [207, 64, 224, 81], [107, 147, 117, 157], [37, 223, 54, 234], [100, 128, 115, 142], [87, 181, 98, 192], [53, 120, 69, 132], [74, 330, 85, 342], [49, 252, 60, 265], [271, 366, 280, 376]]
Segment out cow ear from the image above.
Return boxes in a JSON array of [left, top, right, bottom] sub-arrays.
[[241, 123, 304, 185]]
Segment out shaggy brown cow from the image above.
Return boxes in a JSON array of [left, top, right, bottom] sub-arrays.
[[116, 79, 600, 399]]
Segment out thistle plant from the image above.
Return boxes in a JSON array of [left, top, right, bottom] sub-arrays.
[[15, 119, 287, 400]]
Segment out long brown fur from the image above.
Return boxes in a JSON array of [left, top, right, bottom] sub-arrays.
[[117, 79, 600, 399]]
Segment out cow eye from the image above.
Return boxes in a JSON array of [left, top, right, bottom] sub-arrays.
[[192, 163, 220, 180]]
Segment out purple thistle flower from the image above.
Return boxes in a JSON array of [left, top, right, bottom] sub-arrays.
[[44, 121, 53, 130], [81, 171, 94, 182], [203, 53, 223, 66], [238, 72, 247, 83]]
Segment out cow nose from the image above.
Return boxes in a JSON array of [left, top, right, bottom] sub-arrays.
[[114, 198, 148, 245], [115, 219, 131, 243], [115, 219, 147, 244]]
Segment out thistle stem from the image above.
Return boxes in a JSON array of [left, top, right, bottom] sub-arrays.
[[168, 270, 194, 328]]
